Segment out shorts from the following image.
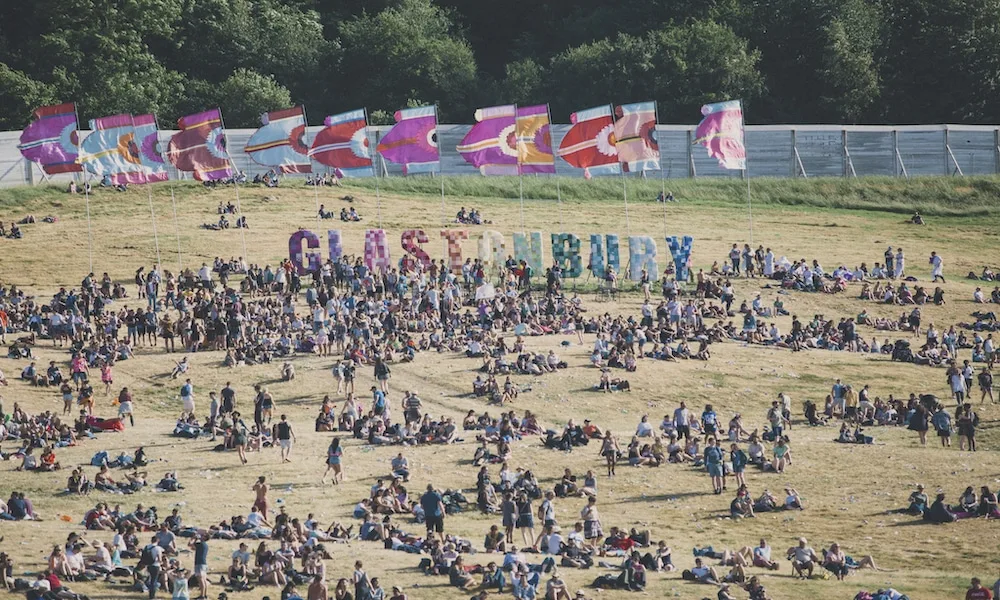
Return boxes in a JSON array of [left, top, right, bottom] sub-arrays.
[[704, 424, 717, 435], [194, 564, 208, 576], [938, 428, 951, 437], [584, 520, 602, 539], [279, 440, 292, 450], [183, 398, 195, 413], [425, 515, 444, 533], [516, 514, 534, 529], [544, 519, 556, 528], [707, 463, 723, 478], [676, 425, 690, 439]]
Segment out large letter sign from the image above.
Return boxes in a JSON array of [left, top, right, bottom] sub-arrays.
[[400, 229, 431, 271], [628, 236, 658, 281], [364, 229, 391, 272], [289, 230, 321, 274], [666, 235, 694, 281], [551, 233, 583, 278], [513, 232, 544, 272]]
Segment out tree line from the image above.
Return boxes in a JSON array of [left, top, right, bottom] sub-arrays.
[[0, 0, 997, 129]]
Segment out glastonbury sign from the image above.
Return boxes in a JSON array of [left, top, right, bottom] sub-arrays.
[[289, 229, 695, 282]]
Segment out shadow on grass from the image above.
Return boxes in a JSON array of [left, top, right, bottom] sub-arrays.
[[618, 491, 705, 503]]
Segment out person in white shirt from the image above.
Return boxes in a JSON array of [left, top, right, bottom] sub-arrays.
[[788, 538, 818, 578], [930, 251, 945, 283], [635, 415, 653, 437], [546, 527, 564, 555]]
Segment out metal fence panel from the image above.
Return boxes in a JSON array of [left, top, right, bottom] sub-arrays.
[[2, 124, 999, 187]]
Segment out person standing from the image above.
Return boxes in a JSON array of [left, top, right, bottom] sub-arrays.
[[180, 379, 194, 419], [143, 535, 164, 599], [190, 535, 209, 600], [374, 357, 391, 394], [220, 382, 237, 415], [118, 387, 134, 427], [966, 577, 993, 600], [979, 368, 994, 404], [930, 251, 945, 283], [420, 484, 446, 544], [274, 415, 296, 463], [673, 402, 691, 441], [894, 248, 905, 279], [932, 404, 952, 448], [253, 476, 270, 518], [884, 246, 894, 277], [704, 438, 724, 494]]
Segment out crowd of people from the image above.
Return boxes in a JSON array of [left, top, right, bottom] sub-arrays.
[[0, 227, 996, 600]]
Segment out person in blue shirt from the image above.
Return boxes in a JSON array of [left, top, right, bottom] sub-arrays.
[[420, 484, 446, 543], [730, 443, 748, 488], [704, 438, 725, 495], [701, 405, 719, 442]]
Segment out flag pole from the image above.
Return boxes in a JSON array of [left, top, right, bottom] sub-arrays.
[[655, 101, 667, 240], [544, 104, 563, 228], [514, 104, 526, 233], [74, 104, 94, 273], [146, 185, 163, 273], [612, 103, 631, 236], [219, 108, 249, 263], [82, 170, 95, 274], [741, 100, 754, 245], [170, 186, 183, 272], [365, 107, 381, 229], [302, 105, 322, 225], [131, 114, 162, 273]]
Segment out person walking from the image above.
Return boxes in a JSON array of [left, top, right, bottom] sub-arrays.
[[274, 415, 296, 463], [322, 438, 343, 485]]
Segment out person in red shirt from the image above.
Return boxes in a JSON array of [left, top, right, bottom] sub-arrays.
[[968, 578, 994, 600]]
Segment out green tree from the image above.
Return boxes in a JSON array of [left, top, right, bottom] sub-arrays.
[[879, 0, 1000, 122], [732, 0, 880, 123], [211, 68, 293, 127], [0, 64, 56, 128], [337, 0, 478, 120], [545, 21, 762, 121]]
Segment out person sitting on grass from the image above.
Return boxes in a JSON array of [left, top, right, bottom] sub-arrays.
[[686, 557, 720, 584]]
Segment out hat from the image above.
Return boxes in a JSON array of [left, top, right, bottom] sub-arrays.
[[575, 592, 587, 598], [551, 525, 561, 533]]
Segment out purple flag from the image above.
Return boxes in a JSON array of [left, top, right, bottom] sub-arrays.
[[376, 106, 439, 175], [456, 105, 517, 175], [18, 102, 82, 174], [694, 100, 746, 170]]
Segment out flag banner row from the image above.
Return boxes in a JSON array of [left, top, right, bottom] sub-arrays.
[[17, 99, 745, 182]]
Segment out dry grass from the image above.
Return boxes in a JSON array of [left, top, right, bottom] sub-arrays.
[[0, 179, 999, 600]]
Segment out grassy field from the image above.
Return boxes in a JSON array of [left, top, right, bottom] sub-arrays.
[[0, 176, 999, 600]]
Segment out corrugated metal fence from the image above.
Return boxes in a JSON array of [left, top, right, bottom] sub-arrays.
[[2, 123, 997, 187]]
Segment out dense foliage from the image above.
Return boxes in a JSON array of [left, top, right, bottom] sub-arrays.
[[0, 0, 996, 128]]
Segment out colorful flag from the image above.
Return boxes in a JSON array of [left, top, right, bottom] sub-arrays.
[[78, 114, 144, 184], [694, 100, 746, 170], [309, 109, 373, 177], [375, 106, 439, 175], [244, 107, 311, 173], [132, 114, 169, 184], [166, 108, 234, 181], [614, 101, 659, 172], [556, 105, 619, 179], [516, 105, 555, 174], [17, 102, 82, 175], [456, 105, 517, 175]]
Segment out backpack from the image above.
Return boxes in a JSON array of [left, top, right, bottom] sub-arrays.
[[138, 544, 155, 568]]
